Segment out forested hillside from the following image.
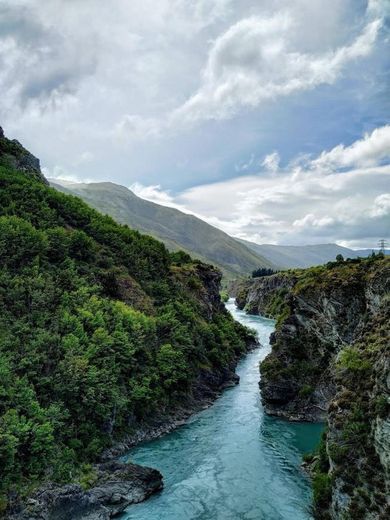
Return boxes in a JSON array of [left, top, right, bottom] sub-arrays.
[[0, 129, 254, 514], [50, 180, 273, 281]]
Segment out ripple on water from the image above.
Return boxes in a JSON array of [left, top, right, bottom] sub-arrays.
[[121, 300, 323, 520]]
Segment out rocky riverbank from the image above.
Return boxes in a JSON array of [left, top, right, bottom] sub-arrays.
[[233, 256, 390, 518], [101, 360, 245, 460], [9, 462, 163, 520]]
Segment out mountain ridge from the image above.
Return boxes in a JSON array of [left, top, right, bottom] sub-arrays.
[[51, 179, 382, 275], [49, 179, 274, 280]]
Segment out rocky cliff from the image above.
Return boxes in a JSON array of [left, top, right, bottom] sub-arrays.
[[0, 127, 46, 183], [234, 256, 390, 519]]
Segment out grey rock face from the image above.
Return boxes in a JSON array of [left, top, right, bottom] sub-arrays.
[[0, 128, 48, 184], [238, 272, 295, 316], [10, 462, 163, 520]]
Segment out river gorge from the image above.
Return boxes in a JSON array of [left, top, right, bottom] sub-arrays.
[[120, 300, 323, 520]]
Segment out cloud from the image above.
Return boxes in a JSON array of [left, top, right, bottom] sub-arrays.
[[173, 11, 382, 122], [114, 115, 162, 141], [134, 125, 390, 247], [43, 165, 95, 184], [0, 0, 388, 213], [370, 193, 390, 217], [0, 3, 97, 112], [261, 151, 280, 173], [130, 182, 189, 212], [311, 124, 390, 170]]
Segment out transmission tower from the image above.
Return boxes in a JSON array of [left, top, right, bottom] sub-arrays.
[[378, 239, 387, 253]]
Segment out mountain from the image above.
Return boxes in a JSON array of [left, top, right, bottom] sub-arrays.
[[234, 255, 390, 518], [237, 240, 376, 269], [0, 128, 255, 516], [49, 180, 274, 280]]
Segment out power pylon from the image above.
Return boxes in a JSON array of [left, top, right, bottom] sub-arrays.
[[378, 239, 387, 253]]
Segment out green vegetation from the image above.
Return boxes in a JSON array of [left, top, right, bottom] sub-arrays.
[[220, 290, 229, 302], [263, 287, 288, 319], [0, 138, 255, 510], [337, 347, 371, 373], [299, 384, 314, 398]]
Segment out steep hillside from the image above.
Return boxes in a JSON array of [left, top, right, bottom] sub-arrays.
[[0, 129, 255, 517], [50, 180, 273, 280], [235, 256, 389, 519], [238, 239, 369, 269]]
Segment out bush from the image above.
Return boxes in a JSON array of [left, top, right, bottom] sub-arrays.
[[337, 347, 371, 373], [299, 384, 314, 397], [313, 472, 332, 508]]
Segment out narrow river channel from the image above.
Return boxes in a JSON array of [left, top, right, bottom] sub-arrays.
[[121, 299, 323, 520]]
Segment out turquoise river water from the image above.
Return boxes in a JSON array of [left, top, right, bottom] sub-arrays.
[[121, 299, 323, 520]]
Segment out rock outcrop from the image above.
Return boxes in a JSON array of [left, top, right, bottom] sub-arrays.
[[0, 127, 47, 183], [232, 272, 296, 317], [10, 462, 163, 520], [234, 256, 390, 519]]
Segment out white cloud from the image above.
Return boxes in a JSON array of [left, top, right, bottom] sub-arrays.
[[43, 165, 95, 184], [0, 0, 388, 222], [134, 125, 390, 247], [130, 182, 189, 212], [173, 13, 382, 122], [370, 193, 390, 217], [261, 151, 280, 173], [113, 115, 162, 142], [312, 125, 390, 170]]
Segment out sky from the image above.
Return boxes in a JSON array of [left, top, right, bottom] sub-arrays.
[[0, 0, 389, 247]]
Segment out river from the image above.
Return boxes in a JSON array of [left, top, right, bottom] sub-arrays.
[[121, 299, 323, 520]]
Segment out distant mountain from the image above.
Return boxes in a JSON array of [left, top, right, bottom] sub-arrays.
[[354, 248, 390, 257], [50, 180, 274, 279], [237, 240, 380, 269]]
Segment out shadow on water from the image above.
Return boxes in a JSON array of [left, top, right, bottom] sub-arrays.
[[120, 299, 324, 520]]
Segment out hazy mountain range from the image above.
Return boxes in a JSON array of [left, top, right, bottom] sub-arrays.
[[237, 240, 383, 269], [50, 180, 383, 276]]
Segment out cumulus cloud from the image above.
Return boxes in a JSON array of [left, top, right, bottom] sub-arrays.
[[173, 12, 382, 121], [130, 182, 190, 212], [0, 3, 97, 112]]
